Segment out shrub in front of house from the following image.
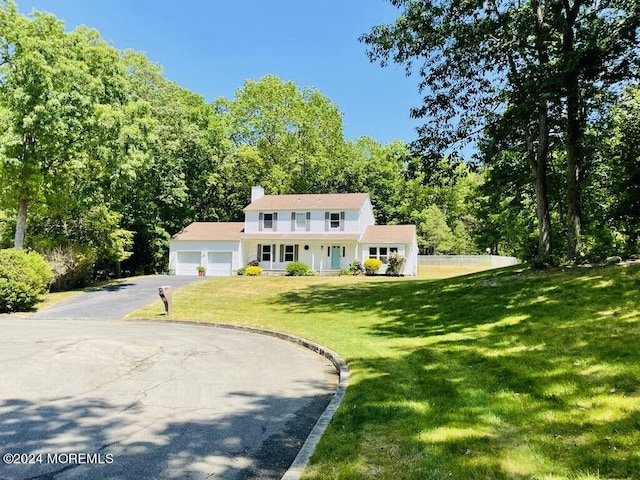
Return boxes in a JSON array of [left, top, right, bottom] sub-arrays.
[[349, 260, 364, 275], [386, 252, 406, 276], [286, 261, 312, 276], [0, 249, 54, 313], [364, 258, 383, 276], [237, 267, 247, 275], [245, 266, 262, 276]]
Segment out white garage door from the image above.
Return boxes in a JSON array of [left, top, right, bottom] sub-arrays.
[[207, 252, 232, 276], [176, 251, 201, 276]]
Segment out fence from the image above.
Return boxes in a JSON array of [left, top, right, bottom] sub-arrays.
[[418, 255, 520, 267]]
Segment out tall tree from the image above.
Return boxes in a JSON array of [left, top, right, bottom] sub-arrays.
[[214, 75, 348, 196], [361, 0, 557, 260], [118, 51, 227, 273], [0, 2, 130, 249], [362, 0, 640, 262], [554, 0, 640, 258]]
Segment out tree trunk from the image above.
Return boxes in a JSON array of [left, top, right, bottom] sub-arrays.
[[563, 0, 583, 261], [14, 198, 28, 249], [565, 73, 582, 260], [528, 0, 552, 262], [528, 106, 553, 261]]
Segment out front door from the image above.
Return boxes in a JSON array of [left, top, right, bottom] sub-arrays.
[[331, 246, 341, 269]]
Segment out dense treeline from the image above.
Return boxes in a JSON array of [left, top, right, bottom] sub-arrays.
[[362, 0, 639, 264], [0, 2, 480, 282], [2, 2, 637, 283]]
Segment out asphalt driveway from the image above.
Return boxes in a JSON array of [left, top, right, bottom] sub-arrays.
[[30, 275, 206, 320], [0, 277, 339, 479]]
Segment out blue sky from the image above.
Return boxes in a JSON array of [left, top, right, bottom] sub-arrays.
[[16, 0, 425, 146]]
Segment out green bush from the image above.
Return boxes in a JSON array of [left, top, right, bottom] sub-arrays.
[[364, 258, 383, 276], [286, 261, 311, 276], [237, 267, 247, 275], [0, 249, 54, 313], [40, 245, 97, 291], [246, 266, 262, 276]]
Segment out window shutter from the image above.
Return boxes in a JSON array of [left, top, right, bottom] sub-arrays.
[[258, 213, 263, 231], [291, 212, 296, 231], [257, 244, 262, 261], [340, 211, 345, 231], [294, 244, 299, 261], [327, 246, 330, 257], [325, 212, 330, 231], [280, 244, 284, 262], [272, 244, 276, 261], [273, 212, 278, 231], [306, 212, 311, 231]]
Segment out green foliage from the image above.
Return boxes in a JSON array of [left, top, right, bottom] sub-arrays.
[[385, 252, 406, 276], [245, 266, 262, 276], [40, 245, 97, 291], [338, 268, 351, 276], [215, 75, 351, 196], [236, 267, 247, 276], [362, 0, 640, 263], [0, 248, 53, 312], [349, 260, 364, 275], [286, 261, 311, 276], [363, 258, 383, 276]]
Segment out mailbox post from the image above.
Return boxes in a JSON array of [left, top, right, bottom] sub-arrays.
[[158, 286, 172, 316]]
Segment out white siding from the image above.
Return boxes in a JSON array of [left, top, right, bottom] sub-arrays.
[[169, 240, 242, 276], [245, 209, 367, 235]]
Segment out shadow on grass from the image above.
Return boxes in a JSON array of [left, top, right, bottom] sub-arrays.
[[0, 389, 332, 480], [279, 265, 640, 479]]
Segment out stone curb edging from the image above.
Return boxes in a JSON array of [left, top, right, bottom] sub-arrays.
[[134, 319, 349, 480]]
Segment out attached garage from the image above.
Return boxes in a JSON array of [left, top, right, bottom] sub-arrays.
[[176, 251, 201, 276], [169, 222, 245, 277], [207, 252, 233, 276]]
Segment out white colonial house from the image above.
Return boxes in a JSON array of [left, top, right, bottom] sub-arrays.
[[169, 186, 418, 276]]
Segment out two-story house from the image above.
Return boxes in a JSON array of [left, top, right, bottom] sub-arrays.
[[169, 186, 418, 276]]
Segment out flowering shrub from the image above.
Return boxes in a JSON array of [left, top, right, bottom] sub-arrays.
[[386, 252, 406, 276], [363, 258, 383, 276], [349, 260, 364, 275], [245, 266, 262, 276]]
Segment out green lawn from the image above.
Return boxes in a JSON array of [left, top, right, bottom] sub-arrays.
[[130, 264, 640, 479]]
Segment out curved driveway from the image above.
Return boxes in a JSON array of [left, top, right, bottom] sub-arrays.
[[0, 277, 338, 480]]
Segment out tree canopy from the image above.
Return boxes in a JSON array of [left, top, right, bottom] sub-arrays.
[[4, 0, 636, 282], [362, 0, 640, 263]]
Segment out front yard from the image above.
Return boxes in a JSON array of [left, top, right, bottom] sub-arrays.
[[130, 264, 640, 479]]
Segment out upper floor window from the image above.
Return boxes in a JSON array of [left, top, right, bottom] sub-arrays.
[[325, 211, 345, 231], [292, 212, 309, 231], [263, 213, 273, 229], [259, 212, 277, 231]]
